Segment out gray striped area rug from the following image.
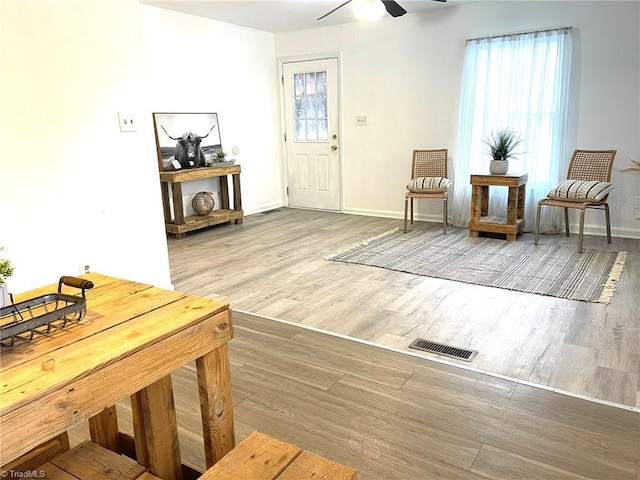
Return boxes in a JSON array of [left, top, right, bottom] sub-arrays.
[[326, 228, 626, 304]]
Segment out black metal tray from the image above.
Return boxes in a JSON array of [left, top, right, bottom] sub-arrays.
[[1, 276, 94, 348]]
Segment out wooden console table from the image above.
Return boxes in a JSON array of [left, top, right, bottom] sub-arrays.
[[0, 273, 235, 479], [160, 165, 243, 239], [469, 173, 528, 241]]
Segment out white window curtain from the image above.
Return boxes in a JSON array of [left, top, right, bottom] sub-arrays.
[[451, 27, 573, 232]]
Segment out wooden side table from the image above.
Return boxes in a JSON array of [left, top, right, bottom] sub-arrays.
[[159, 165, 243, 239], [469, 173, 528, 241]]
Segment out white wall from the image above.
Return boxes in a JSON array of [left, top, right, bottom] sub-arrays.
[[139, 5, 283, 216], [0, 1, 283, 294], [0, 0, 173, 292], [1, 1, 638, 296], [275, 1, 640, 238]]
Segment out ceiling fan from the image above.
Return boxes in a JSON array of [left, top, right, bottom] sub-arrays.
[[317, 0, 447, 22]]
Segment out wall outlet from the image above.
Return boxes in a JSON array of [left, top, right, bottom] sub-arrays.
[[118, 112, 138, 132], [356, 115, 368, 126], [80, 264, 90, 274]]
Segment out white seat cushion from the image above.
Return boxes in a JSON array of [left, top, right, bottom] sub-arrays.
[[548, 180, 613, 202], [407, 177, 451, 193]]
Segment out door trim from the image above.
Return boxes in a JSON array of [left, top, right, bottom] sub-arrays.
[[278, 52, 343, 211]]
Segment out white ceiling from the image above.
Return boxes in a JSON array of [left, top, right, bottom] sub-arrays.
[[139, 0, 469, 33]]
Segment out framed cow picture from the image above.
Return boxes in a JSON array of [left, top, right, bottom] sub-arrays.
[[152, 112, 222, 171]]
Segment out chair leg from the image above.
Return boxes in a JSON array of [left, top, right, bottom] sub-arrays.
[[404, 198, 409, 233], [534, 204, 542, 245], [410, 198, 414, 225], [443, 198, 447, 235], [578, 209, 586, 253], [564, 207, 570, 237], [604, 203, 612, 243]]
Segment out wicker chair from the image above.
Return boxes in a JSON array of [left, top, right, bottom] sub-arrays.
[[404, 149, 451, 234], [534, 149, 617, 253]]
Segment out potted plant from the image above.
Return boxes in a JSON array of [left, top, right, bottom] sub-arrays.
[[483, 128, 523, 174], [0, 247, 15, 308], [215, 150, 228, 163]]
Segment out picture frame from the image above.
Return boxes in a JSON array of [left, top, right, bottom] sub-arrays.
[[152, 113, 222, 171]]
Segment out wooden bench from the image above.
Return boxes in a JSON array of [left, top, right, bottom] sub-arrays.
[[5, 441, 162, 480], [199, 431, 357, 480]]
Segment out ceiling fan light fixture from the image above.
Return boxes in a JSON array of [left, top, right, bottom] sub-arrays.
[[353, 0, 386, 21]]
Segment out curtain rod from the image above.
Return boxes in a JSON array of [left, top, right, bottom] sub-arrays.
[[466, 26, 572, 44]]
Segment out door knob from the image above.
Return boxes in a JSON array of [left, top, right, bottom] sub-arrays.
[[331, 145, 338, 151]]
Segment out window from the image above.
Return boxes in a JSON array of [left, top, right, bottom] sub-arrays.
[[293, 71, 328, 142], [452, 28, 573, 231]]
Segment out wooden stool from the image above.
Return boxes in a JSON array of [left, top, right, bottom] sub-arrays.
[[199, 431, 357, 480], [39, 441, 160, 480]]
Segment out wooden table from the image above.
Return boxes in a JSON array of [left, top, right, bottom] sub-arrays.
[[159, 165, 243, 239], [0, 273, 235, 479], [469, 173, 528, 241]]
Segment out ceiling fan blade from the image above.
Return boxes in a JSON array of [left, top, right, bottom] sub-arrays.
[[317, 0, 353, 21], [381, 0, 407, 17]]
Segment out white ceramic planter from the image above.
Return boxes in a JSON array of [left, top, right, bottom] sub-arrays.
[[490, 159, 509, 175], [0, 282, 9, 308]]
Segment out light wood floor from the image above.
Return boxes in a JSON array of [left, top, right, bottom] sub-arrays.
[[67, 311, 639, 479], [168, 208, 640, 409]]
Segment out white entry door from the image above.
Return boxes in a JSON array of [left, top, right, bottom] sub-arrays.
[[282, 58, 341, 211]]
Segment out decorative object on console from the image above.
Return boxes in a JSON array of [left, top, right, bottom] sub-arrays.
[[0, 247, 14, 308], [191, 191, 216, 216], [483, 128, 523, 175], [153, 113, 223, 171]]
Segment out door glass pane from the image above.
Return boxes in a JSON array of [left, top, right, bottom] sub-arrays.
[[294, 74, 304, 96], [295, 97, 304, 118], [317, 95, 327, 118], [295, 119, 306, 141], [306, 97, 316, 117], [305, 73, 316, 95], [306, 120, 317, 141], [292, 70, 329, 142], [318, 120, 328, 141], [317, 72, 327, 94]]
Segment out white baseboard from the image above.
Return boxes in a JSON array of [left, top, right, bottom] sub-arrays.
[[342, 208, 640, 240], [244, 202, 285, 217]]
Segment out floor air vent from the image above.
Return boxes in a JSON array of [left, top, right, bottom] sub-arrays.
[[409, 338, 478, 362]]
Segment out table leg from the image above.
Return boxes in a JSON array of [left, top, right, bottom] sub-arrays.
[[130, 392, 150, 467], [507, 186, 518, 226], [171, 183, 184, 226], [196, 344, 235, 469], [232, 173, 243, 224], [88, 406, 120, 453], [470, 186, 480, 222], [160, 183, 172, 225], [219, 176, 230, 210], [480, 186, 489, 217], [139, 375, 183, 480], [517, 184, 526, 228]]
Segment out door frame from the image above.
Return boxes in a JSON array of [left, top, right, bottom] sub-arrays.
[[277, 52, 343, 211]]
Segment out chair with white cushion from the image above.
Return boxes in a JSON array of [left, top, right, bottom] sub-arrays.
[[534, 149, 617, 253], [404, 149, 451, 234]]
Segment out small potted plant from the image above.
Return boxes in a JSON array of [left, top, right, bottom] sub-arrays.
[[215, 150, 228, 163], [483, 128, 523, 174], [0, 247, 15, 308]]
